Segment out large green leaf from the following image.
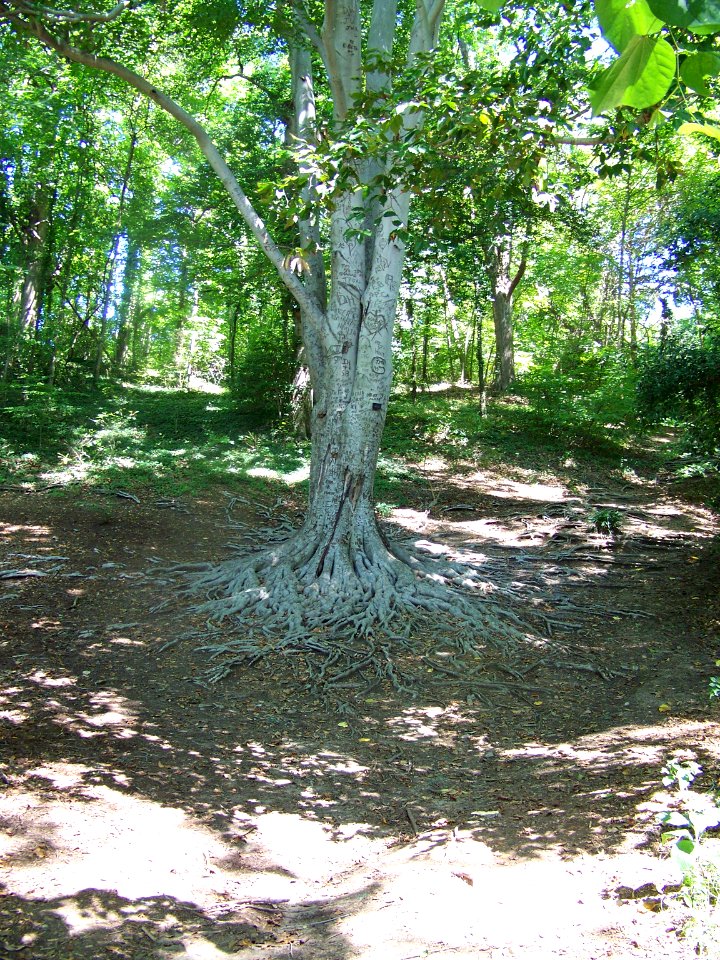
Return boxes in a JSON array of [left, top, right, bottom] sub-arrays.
[[589, 35, 676, 113], [476, 0, 504, 11], [679, 120, 720, 139], [647, 0, 720, 31], [680, 51, 720, 94], [595, 0, 665, 52]]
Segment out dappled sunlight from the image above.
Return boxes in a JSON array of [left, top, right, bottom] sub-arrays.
[[468, 470, 572, 503], [246, 463, 310, 485], [502, 719, 720, 771], [386, 704, 470, 745], [1, 415, 718, 959], [338, 832, 680, 960], [0, 775, 253, 903], [0, 751, 686, 960], [2, 670, 175, 752], [2, 651, 717, 959], [0, 521, 52, 542]]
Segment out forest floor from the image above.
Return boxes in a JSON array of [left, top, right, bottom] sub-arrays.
[[1, 432, 719, 960]]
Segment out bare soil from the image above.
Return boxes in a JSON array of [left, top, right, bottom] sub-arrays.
[[1, 457, 719, 960]]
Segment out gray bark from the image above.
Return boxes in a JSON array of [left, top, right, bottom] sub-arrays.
[[113, 235, 140, 374], [490, 240, 526, 392], [18, 189, 51, 333]]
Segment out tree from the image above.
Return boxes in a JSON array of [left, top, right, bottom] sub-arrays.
[[4, 0, 714, 682], [1, 0, 536, 683]]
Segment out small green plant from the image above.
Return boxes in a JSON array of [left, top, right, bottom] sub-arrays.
[[376, 502, 395, 518], [589, 507, 623, 536], [660, 757, 720, 954], [710, 676, 720, 701]]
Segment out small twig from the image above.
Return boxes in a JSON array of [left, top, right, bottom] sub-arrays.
[[91, 487, 141, 503], [304, 913, 349, 926], [404, 805, 419, 835]]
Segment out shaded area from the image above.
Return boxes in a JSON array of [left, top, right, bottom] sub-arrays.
[[0, 449, 719, 958]]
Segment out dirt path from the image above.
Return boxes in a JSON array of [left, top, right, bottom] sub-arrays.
[[0, 463, 719, 959]]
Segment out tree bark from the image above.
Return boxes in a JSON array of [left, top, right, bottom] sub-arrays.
[[113, 235, 141, 374], [489, 240, 526, 392], [18, 188, 51, 334]]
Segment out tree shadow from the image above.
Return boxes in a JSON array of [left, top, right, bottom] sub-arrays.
[[1, 473, 719, 957], [0, 883, 373, 959]]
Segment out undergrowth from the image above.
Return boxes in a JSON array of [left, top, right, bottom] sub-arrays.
[[0, 382, 306, 497], [660, 757, 720, 955], [0, 369, 668, 502]]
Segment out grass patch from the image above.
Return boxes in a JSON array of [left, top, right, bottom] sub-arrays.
[[0, 382, 308, 497], [383, 367, 641, 477], [0, 369, 672, 502]]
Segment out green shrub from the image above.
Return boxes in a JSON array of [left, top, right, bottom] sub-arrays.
[[637, 334, 720, 453]]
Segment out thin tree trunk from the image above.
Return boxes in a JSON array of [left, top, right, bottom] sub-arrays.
[[94, 130, 137, 383], [407, 297, 418, 401], [227, 299, 240, 390], [489, 240, 526, 392], [473, 276, 487, 415], [113, 235, 140, 374]]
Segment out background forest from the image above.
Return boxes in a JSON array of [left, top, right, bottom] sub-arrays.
[[0, 0, 718, 506]]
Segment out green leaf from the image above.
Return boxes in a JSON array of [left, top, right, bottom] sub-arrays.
[[476, 0, 503, 10], [680, 52, 720, 95], [595, 0, 665, 52], [647, 0, 720, 30], [661, 811, 692, 827], [679, 121, 720, 139], [589, 36, 676, 114], [667, 835, 697, 876]]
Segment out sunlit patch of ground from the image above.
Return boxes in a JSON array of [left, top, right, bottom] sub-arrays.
[[0, 747, 697, 959]]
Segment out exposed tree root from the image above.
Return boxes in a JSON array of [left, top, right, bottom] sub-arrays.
[[177, 522, 567, 689]]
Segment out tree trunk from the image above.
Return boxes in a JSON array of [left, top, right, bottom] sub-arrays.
[[489, 240, 526, 393], [227, 298, 240, 390], [492, 288, 515, 390], [113, 236, 141, 374], [18, 189, 51, 334], [439, 266, 465, 383], [289, 299, 312, 439], [7, 187, 53, 379], [407, 297, 418, 401], [421, 308, 431, 389], [473, 276, 487, 415], [94, 231, 121, 383]]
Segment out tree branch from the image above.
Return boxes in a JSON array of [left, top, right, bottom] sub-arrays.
[[553, 135, 612, 146], [1, 3, 326, 332], [7, 0, 140, 23], [508, 255, 527, 299], [292, 0, 330, 76]]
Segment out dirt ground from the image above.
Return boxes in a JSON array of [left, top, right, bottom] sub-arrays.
[[1, 456, 719, 960]]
